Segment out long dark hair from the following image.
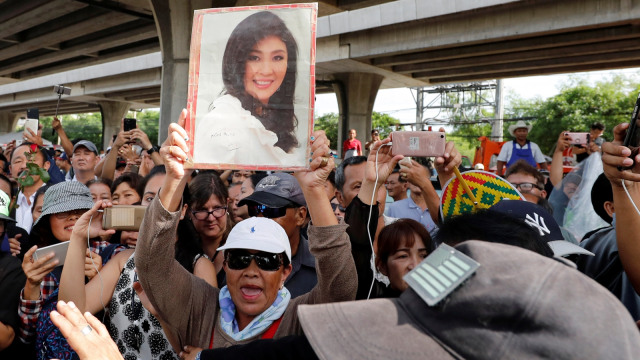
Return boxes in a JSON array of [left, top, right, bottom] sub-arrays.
[[222, 11, 299, 152]]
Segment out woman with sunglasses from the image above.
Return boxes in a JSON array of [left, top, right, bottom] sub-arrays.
[[135, 111, 356, 354]]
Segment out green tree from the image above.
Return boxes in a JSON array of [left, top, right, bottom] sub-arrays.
[[135, 110, 160, 146], [371, 111, 401, 138], [33, 113, 103, 149], [314, 112, 339, 149], [511, 75, 640, 153]]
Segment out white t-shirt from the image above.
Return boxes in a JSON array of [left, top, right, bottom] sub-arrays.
[[497, 140, 547, 164], [193, 95, 305, 167]]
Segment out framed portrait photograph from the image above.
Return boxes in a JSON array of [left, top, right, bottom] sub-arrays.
[[185, 3, 317, 170]]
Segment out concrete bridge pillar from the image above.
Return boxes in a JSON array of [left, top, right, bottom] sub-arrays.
[[98, 101, 131, 151], [0, 111, 19, 134], [331, 72, 384, 158], [149, 0, 216, 144]]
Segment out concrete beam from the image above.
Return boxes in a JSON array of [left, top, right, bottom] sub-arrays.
[[0, 53, 161, 97], [394, 37, 640, 73], [0, 24, 158, 76], [0, 10, 137, 62], [19, 41, 160, 79], [340, 0, 640, 60], [0, 0, 87, 40]]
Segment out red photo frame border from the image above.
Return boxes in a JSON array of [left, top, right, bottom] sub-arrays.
[[185, 3, 317, 171]]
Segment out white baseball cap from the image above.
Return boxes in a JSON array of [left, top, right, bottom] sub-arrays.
[[217, 217, 291, 261]]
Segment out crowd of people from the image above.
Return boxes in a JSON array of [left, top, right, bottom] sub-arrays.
[[1, 111, 640, 360]]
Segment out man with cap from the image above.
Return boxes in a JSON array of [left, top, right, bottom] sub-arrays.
[[55, 152, 71, 177], [489, 199, 594, 259], [10, 142, 50, 233], [69, 140, 99, 183], [238, 172, 316, 298], [496, 120, 548, 175]]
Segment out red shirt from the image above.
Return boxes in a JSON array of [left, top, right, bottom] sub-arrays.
[[342, 139, 362, 156]]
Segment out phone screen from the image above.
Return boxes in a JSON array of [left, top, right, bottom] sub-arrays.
[[123, 118, 137, 132]]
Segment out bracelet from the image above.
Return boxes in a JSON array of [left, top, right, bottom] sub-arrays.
[[195, 351, 202, 360]]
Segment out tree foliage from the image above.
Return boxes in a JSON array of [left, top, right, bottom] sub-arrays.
[[371, 112, 401, 138], [522, 75, 639, 152], [29, 110, 160, 151], [314, 112, 339, 149], [447, 74, 640, 157]]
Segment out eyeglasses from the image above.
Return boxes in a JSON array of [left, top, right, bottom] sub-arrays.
[[53, 209, 86, 219], [330, 203, 345, 212], [247, 204, 291, 219], [225, 250, 283, 271], [191, 207, 227, 220], [511, 182, 541, 193]]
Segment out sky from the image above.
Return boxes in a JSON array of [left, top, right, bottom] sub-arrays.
[[314, 67, 640, 126]]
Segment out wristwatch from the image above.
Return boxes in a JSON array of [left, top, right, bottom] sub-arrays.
[[146, 145, 159, 155]]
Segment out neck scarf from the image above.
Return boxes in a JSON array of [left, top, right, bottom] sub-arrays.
[[218, 285, 291, 341]]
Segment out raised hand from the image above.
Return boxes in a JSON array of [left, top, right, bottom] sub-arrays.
[[602, 123, 640, 187], [71, 200, 116, 241], [84, 249, 102, 281], [9, 234, 21, 257], [556, 131, 572, 152], [160, 109, 190, 180], [50, 300, 124, 360], [129, 128, 153, 151], [294, 130, 333, 191], [399, 159, 430, 187], [365, 137, 403, 185], [434, 128, 461, 185], [22, 245, 59, 300]]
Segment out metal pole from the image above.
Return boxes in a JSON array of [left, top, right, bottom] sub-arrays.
[[416, 88, 424, 131], [491, 79, 504, 141]]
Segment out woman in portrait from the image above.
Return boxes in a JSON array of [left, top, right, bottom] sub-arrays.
[[195, 11, 305, 166]]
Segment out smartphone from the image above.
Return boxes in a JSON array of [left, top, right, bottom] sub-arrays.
[[565, 132, 590, 146], [24, 118, 39, 136], [123, 118, 137, 132], [622, 92, 640, 169], [33, 241, 70, 266], [391, 131, 446, 157], [26, 108, 39, 120], [102, 205, 147, 231]]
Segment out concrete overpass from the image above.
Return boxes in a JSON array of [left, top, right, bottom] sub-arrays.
[[2, 0, 640, 149]]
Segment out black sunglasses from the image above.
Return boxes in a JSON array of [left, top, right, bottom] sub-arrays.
[[225, 250, 283, 271], [331, 203, 346, 212], [247, 203, 291, 219]]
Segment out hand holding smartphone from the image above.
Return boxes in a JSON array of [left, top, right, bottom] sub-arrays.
[[565, 132, 590, 146], [621, 92, 640, 170], [123, 118, 137, 132], [33, 241, 70, 266], [102, 205, 146, 231], [391, 131, 446, 157]]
